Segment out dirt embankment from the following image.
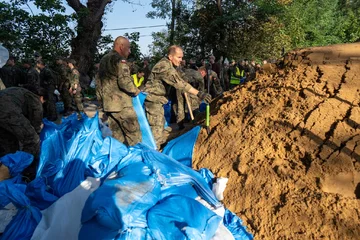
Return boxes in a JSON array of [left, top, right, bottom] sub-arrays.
[[193, 43, 360, 239]]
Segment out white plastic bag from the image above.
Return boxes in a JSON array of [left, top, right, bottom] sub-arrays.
[[212, 177, 229, 201], [31, 177, 100, 240]]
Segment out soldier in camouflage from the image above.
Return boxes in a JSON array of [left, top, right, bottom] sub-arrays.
[[143, 45, 211, 148], [198, 66, 223, 98], [175, 68, 205, 127], [54, 57, 72, 115], [0, 87, 47, 160], [97, 36, 141, 146], [37, 59, 58, 121], [67, 59, 84, 114], [22, 59, 40, 86]]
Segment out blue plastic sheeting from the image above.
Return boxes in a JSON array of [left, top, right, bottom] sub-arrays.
[[133, 93, 157, 149], [26, 177, 59, 210], [198, 168, 215, 190], [141, 145, 222, 208], [147, 195, 222, 240], [162, 126, 201, 167], [0, 106, 253, 240], [0, 151, 33, 177], [80, 162, 161, 234], [197, 168, 253, 240], [80, 144, 222, 240], [223, 209, 253, 240], [163, 100, 171, 127], [0, 181, 41, 240]]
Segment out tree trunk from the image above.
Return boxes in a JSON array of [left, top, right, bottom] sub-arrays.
[[169, 0, 176, 45], [67, 0, 110, 75]]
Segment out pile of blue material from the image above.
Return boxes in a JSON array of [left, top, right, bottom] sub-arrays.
[[0, 96, 253, 240]]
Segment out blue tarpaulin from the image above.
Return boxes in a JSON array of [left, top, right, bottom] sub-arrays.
[[0, 99, 253, 240]]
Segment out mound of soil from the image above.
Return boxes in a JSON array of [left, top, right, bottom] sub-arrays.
[[193, 43, 360, 239]]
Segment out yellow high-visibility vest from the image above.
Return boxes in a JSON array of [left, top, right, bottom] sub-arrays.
[[230, 66, 244, 85], [132, 74, 144, 87]]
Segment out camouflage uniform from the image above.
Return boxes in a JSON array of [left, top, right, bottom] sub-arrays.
[[26, 67, 40, 86], [176, 68, 205, 123], [0, 87, 43, 159], [69, 68, 84, 112], [55, 64, 72, 113], [40, 67, 57, 121], [143, 57, 193, 147], [207, 70, 223, 97], [98, 50, 141, 146]]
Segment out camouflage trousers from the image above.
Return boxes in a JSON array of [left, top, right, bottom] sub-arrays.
[[0, 112, 40, 159], [107, 107, 141, 146], [176, 89, 185, 124], [61, 84, 72, 112], [144, 101, 166, 148], [71, 90, 84, 112]]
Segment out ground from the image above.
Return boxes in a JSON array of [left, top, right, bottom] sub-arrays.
[[193, 43, 360, 239]]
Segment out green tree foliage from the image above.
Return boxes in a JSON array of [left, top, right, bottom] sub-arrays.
[[124, 32, 142, 62], [0, 1, 73, 61], [148, 0, 360, 62]]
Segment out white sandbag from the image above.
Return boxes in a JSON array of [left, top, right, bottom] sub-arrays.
[[31, 177, 100, 240], [212, 177, 228, 201]]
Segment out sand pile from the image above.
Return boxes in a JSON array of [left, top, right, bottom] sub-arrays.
[[193, 43, 360, 239]]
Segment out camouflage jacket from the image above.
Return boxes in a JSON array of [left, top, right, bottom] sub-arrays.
[[97, 50, 139, 112], [0, 87, 43, 134], [207, 70, 223, 97], [182, 68, 204, 92], [144, 57, 192, 104], [69, 68, 80, 89]]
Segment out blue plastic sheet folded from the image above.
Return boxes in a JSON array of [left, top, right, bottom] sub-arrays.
[[133, 93, 157, 149], [223, 209, 253, 240], [0, 151, 33, 177], [141, 145, 222, 208], [0, 181, 41, 240], [80, 162, 161, 239], [147, 195, 222, 240], [162, 126, 201, 167]]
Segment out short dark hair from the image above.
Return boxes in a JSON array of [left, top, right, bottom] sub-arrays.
[[66, 58, 77, 66], [36, 59, 45, 66]]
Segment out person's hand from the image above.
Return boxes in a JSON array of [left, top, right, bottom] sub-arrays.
[[197, 91, 212, 103]]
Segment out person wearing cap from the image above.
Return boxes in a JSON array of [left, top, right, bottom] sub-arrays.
[[67, 59, 84, 116]]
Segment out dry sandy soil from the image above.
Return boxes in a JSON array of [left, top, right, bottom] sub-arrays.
[[193, 43, 360, 239]]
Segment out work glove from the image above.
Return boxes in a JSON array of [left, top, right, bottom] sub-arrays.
[[197, 91, 212, 104]]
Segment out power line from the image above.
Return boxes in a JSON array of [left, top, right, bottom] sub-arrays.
[[104, 24, 166, 31]]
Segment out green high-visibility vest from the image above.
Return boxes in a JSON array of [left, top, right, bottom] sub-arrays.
[[230, 66, 244, 85]]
